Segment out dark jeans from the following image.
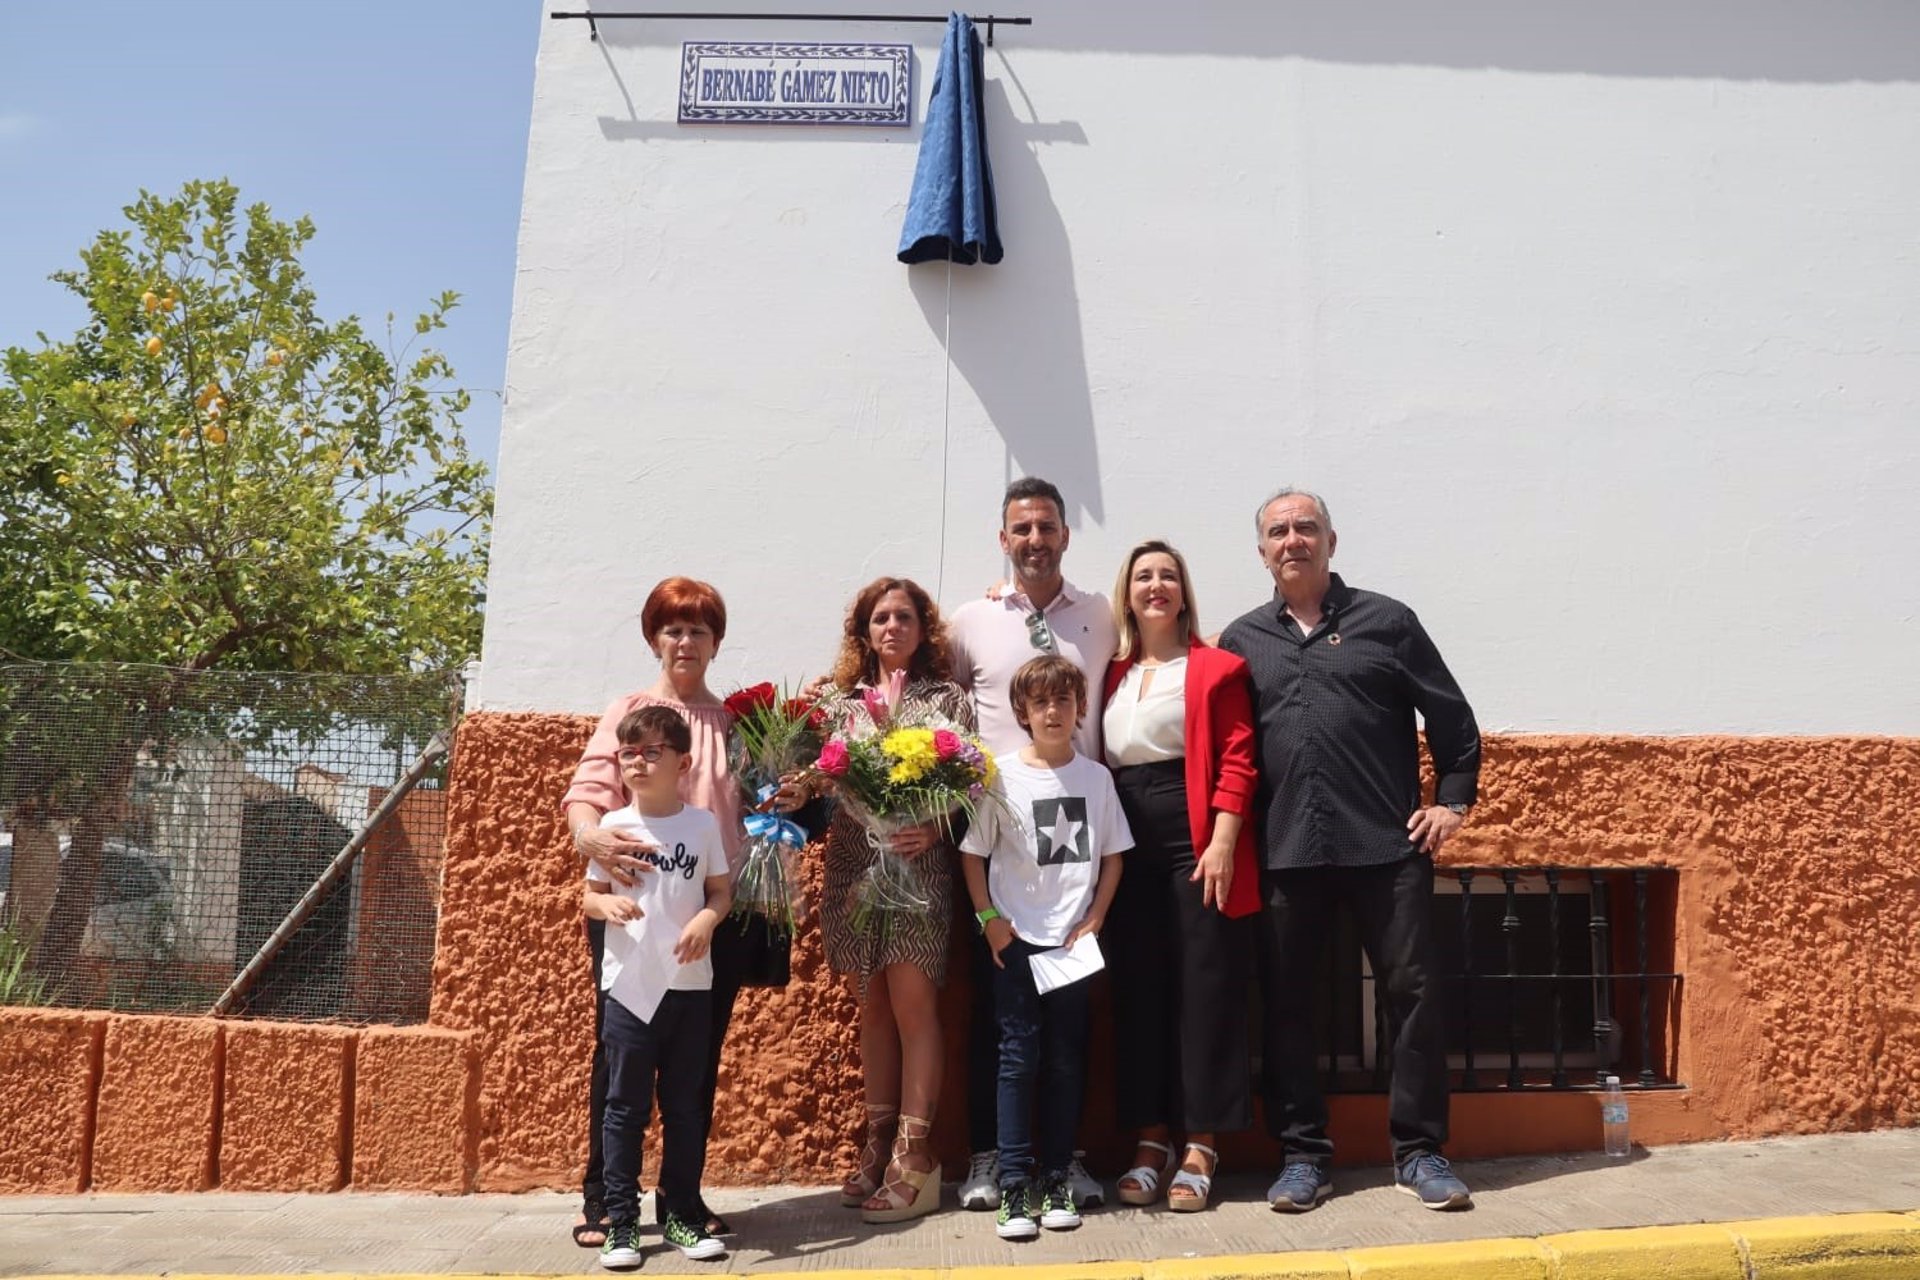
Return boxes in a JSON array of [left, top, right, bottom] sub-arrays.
[[966, 924, 999, 1153], [584, 913, 780, 1210], [602, 990, 712, 1225], [993, 936, 1091, 1189], [1109, 760, 1253, 1134], [1257, 853, 1448, 1166]]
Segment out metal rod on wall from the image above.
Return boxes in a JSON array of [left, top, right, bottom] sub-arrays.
[[550, 11, 1033, 45]]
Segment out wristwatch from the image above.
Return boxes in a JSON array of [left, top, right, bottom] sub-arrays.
[[1444, 803, 1471, 817], [974, 906, 1002, 934]]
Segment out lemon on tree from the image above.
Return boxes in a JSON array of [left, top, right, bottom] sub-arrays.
[[0, 178, 493, 976]]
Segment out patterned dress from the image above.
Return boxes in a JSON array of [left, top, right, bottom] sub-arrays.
[[819, 678, 974, 987]]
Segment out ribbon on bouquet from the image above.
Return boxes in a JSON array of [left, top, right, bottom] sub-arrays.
[[745, 783, 809, 847], [744, 811, 808, 846]]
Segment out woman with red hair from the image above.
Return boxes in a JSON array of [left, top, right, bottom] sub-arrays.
[[564, 576, 762, 1243]]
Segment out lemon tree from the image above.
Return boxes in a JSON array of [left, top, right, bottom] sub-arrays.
[[0, 179, 490, 672], [0, 180, 491, 978]]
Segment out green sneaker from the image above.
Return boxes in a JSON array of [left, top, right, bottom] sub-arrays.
[[598, 1221, 642, 1270], [661, 1211, 725, 1260], [995, 1183, 1038, 1240], [1038, 1175, 1082, 1230]]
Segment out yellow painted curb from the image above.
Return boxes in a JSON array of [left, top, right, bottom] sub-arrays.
[[1732, 1212, 1920, 1278], [23, 1211, 1920, 1280], [1143, 1252, 1349, 1280], [1144, 1258, 1344, 1274], [1345, 1237, 1551, 1279], [1542, 1223, 1745, 1279]]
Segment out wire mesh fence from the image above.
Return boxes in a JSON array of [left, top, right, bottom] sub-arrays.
[[0, 662, 462, 1024]]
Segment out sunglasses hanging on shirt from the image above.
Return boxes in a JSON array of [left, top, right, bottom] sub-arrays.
[[1025, 609, 1057, 654]]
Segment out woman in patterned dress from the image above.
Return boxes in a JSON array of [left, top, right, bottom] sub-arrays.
[[803, 577, 971, 1223]]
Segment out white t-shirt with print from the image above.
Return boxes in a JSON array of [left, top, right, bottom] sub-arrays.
[[960, 752, 1134, 947], [587, 803, 730, 1022]]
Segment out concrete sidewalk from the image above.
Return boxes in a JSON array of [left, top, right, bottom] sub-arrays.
[[4, 1129, 1920, 1277]]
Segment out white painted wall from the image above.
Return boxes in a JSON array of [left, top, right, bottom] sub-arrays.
[[480, 1, 1920, 735]]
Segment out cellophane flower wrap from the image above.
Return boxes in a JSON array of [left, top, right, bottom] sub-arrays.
[[723, 682, 826, 938], [809, 670, 999, 932]]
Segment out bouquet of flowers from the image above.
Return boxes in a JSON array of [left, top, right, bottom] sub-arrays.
[[809, 670, 999, 930], [723, 682, 827, 938]]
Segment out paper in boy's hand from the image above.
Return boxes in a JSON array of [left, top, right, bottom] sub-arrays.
[[1029, 932, 1104, 994], [616, 918, 680, 1021]]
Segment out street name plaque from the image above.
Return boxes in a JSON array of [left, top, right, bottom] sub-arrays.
[[678, 42, 913, 127]]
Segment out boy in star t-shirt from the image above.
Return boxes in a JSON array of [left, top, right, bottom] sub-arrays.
[[961, 655, 1132, 1241]]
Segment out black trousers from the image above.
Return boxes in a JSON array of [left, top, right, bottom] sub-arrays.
[[585, 917, 610, 1208], [602, 990, 711, 1225], [705, 912, 789, 1118], [1108, 760, 1253, 1134], [966, 925, 1000, 1153], [1257, 853, 1448, 1166], [584, 914, 782, 1208]]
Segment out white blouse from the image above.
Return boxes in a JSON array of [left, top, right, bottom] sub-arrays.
[[1102, 658, 1189, 767]]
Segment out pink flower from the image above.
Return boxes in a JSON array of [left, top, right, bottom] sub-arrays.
[[933, 729, 963, 761], [817, 739, 850, 776], [861, 668, 910, 726]]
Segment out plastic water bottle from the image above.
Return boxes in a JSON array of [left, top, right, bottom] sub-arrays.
[[1601, 1075, 1631, 1157]]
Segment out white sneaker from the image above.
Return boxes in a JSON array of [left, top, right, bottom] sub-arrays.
[[959, 1150, 1001, 1210], [1066, 1152, 1104, 1209]]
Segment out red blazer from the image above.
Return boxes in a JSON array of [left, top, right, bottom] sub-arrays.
[[1104, 640, 1262, 919]]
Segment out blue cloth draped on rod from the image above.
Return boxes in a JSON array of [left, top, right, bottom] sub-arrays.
[[897, 11, 1002, 265]]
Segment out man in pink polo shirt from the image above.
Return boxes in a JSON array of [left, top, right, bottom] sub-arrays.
[[946, 476, 1118, 1212]]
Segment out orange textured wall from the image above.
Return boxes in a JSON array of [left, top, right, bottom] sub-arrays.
[[1450, 736, 1920, 1139], [219, 1021, 354, 1192], [92, 1014, 220, 1191], [4, 724, 1911, 1195], [429, 712, 866, 1189], [351, 1025, 478, 1192], [0, 1009, 103, 1192], [433, 715, 1920, 1189]]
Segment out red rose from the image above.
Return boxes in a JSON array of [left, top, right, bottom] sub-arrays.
[[786, 698, 830, 732], [724, 682, 777, 717]]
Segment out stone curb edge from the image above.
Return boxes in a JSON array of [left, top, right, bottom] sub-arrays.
[[22, 1208, 1920, 1280]]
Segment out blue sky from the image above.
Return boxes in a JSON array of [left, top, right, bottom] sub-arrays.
[[0, 1, 542, 471]]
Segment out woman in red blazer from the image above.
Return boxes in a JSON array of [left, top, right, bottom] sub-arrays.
[[1101, 539, 1260, 1214]]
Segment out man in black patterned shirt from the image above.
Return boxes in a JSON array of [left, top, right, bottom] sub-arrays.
[[1220, 488, 1481, 1214]]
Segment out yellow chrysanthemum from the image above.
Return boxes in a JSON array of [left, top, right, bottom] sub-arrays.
[[882, 727, 938, 786], [882, 727, 934, 763]]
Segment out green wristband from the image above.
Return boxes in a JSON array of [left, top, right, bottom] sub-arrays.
[[975, 906, 1002, 934]]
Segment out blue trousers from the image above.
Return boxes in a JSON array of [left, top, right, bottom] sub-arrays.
[[992, 936, 1091, 1190]]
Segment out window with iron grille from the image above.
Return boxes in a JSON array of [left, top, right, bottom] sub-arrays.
[[1271, 866, 1681, 1096]]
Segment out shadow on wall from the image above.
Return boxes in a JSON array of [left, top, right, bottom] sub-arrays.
[[907, 77, 1103, 527], [1032, 0, 1920, 82], [563, 2, 1920, 83]]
